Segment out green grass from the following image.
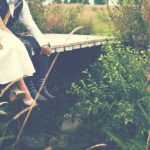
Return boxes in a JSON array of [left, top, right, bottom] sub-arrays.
[[44, 4, 114, 36]]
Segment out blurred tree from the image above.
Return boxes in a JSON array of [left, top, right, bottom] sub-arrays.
[[64, 0, 69, 3], [108, 0, 148, 48], [94, 0, 106, 4], [70, 0, 89, 4], [53, 0, 62, 3]]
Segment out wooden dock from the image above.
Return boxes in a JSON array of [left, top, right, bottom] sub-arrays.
[[44, 34, 114, 53]]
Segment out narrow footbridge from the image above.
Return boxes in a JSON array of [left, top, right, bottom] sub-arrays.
[[44, 34, 114, 53], [44, 34, 114, 78]]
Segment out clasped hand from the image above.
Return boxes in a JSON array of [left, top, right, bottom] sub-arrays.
[[41, 45, 51, 56]]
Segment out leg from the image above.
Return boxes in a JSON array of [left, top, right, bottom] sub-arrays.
[[17, 36, 48, 102], [17, 79, 35, 106], [19, 35, 55, 99]]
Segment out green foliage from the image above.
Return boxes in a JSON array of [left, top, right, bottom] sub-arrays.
[[44, 4, 84, 33], [70, 0, 89, 4], [0, 123, 14, 147], [46, 4, 113, 35], [27, 0, 49, 32], [52, 0, 89, 3], [69, 42, 150, 150], [13, 2, 113, 36], [106, 130, 146, 150], [91, 8, 113, 35], [0, 103, 14, 149], [53, 0, 62, 3], [94, 0, 106, 4], [110, 0, 148, 47], [13, 0, 49, 33], [63, 5, 83, 33]]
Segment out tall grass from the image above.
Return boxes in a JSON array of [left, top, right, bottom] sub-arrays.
[[14, 3, 113, 36], [45, 4, 113, 35]]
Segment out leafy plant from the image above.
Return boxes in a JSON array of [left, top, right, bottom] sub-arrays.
[[68, 42, 150, 150], [108, 0, 148, 48], [0, 103, 14, 149]]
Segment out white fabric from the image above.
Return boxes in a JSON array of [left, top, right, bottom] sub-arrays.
[[7, 0, 48, 47], [0, 29, 35, 84]]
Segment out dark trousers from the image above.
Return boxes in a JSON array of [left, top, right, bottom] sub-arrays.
[[18, 35, 50, 86], [0, 35, 50, 96]]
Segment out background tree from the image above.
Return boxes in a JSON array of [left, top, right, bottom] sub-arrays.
[[70, 0, 89, 4], [107, 0, 148, 48], [94, 0, 106, 4], [53, 0, 62, 3], [64, 0, 69, 3]]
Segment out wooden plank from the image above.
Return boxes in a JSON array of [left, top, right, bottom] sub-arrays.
[[87, 43, 95, 47], [65, 46, 73, 51], [72, 44, 81, 49], [95, 41, 101, 46], [81, 43, 88, 48], [24, 34, 115, 56], [55, 47, 64, 52], [45, 34, 114, 45], [43, 34, 115, 52]]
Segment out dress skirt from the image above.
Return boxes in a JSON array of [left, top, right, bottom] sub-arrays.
[[0, 29, 35, 84]]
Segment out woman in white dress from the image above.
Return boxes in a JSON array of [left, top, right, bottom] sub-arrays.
[[0, 17, 36, 105]]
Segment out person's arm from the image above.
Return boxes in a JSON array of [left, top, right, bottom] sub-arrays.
[[18, 0, 51, 55]]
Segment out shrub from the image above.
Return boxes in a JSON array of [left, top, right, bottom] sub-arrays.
[[45, 4, 84, 33], [68, 42, 150, 150], [108, 0, 148, 48], [45, 4, 113, 35], [0, 103, 14, 149]]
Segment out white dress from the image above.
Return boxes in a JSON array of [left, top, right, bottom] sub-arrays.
[[0, 0, 49, 84], [0, 29, 35, 84]]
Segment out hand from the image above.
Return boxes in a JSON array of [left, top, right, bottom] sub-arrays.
[[0, 43, 3, 50], [41, 45, 51, 56]]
